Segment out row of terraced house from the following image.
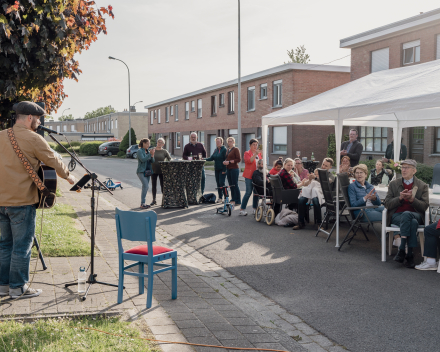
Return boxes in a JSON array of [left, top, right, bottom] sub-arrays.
[[146, 8, 440, 166]]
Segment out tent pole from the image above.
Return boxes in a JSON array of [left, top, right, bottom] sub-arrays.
[[335, 116, 342, 248], [262, 125, 268, 200], [393, 116, 401, 162]]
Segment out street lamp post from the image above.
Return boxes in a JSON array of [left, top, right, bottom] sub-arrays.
[[109, 56, 131, 147], [132, 101, 143, 112], [237, 0, 242, 155]]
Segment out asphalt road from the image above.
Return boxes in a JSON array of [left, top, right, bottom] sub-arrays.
[[66, 156, 440, 352]]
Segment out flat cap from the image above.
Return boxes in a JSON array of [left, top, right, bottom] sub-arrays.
[[13, 101, 46, 116], [401, 159, 417, 168]]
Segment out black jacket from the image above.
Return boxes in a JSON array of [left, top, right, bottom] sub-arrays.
[[384, 142, 407, 161], [341, 140, 363, 167], [252, 170, 272, 195]]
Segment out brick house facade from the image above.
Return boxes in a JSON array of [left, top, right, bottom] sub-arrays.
[[340, 8, 440, 165], [145, 63, 350, 165]]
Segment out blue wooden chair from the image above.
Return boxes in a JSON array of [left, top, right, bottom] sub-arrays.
[[115, 208, 177, 308]]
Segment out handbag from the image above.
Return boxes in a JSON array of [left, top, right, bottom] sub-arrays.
[[144, 169, 152, 177]]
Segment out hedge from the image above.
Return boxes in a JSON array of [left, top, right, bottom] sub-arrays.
[[79, 141, 103, 156], [327, 133, 349, 161]]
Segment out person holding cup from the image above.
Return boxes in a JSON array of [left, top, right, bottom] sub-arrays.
[[137, 138, 155, 209], [206, 137, 227, 203], [150, 138, 171, 206], [240, 139, 262, 216], [223, 137, 241, 209]]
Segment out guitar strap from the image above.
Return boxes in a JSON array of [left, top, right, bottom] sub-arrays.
[[7, 128, 51, 197]]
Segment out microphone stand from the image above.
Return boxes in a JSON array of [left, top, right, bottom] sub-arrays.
[[46, 133, 120, 301]]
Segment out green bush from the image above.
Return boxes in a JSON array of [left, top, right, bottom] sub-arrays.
[[327, 133, 349, 161], [47, 142, 57, 149], [119, 128, 137, 152], [54, 141, 69, 153], [415, 163, 433, 185], [117, 151, 125, 157], [359, 159, 377, 171], [79, 141, 102, 156], [70, 141, 81, 147]]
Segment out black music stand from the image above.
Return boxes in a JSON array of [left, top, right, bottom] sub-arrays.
[[47, 134, 120, 301]]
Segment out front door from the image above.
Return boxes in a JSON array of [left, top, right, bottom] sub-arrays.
[[410, 127, 424, 163]]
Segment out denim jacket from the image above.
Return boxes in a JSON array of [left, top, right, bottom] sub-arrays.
[[348, 180, 381, 218], [136, 148, 155, 174]]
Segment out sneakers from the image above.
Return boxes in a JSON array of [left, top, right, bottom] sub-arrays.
[[216, 198, 223, 204], [0, 285, 8, 296], [10, 284, 42, 299], [415, 261, 438, 271], [140, 204, 151, 209], [239, 210, 247, 216], [150, 200, 157, 206]]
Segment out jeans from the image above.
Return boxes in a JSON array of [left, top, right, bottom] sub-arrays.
[[391, 211, 423, 248], [151, 173, 164, 200], [201, 167, 205, 195], [137, 172, 150, 205], [360, 206, 384, 222], [0, 205, 36, 288], [241, 178, 258, 210], [215, 170, 226, 199], [298, 196, 321, 225], [422, 222, 440, 258], [227, 168, 241, 205]]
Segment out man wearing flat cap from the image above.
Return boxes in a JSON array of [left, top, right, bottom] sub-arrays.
[[384, 159, 429, 268], [0, 101, 76, 299]]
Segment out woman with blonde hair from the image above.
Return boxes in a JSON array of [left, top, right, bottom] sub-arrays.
[[137, 138, 155, 209], [223, 136, 241, 209], [150, 137, 171, 205]]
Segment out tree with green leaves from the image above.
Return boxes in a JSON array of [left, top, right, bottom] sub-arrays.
[[84, 105, 116, 120], [58, 113, 74, 121], [286, 45, 310, 64], [119, 128, 136, 156], [0, 0, 114, 124]]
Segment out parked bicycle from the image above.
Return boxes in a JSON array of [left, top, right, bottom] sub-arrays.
[[68, 157, 76, 172]]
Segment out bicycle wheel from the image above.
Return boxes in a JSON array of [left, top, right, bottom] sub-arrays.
[[255, 206, 264, 222], [68, 160, 76, 172], [266, 209, 275, 226]]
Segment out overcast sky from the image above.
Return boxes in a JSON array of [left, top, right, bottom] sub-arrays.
[[53, 0, 440, 120]]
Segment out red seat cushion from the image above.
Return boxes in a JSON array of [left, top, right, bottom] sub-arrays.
[[125, 245, 173, 256]]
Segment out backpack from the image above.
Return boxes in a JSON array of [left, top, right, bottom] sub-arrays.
[[200, 193, 216, 204]]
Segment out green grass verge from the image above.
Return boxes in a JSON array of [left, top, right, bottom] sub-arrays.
[[0, 316, 160, 352], [33, 202, 91, 257]]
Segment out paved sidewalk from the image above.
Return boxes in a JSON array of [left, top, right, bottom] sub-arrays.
[[1, 178, 348, 352]]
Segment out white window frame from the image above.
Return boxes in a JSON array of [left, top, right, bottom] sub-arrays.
[[260, 83, 267, 99], [170, 105, 174, 116], [175, 132, 181, 149], [175, 104, 178, 121], [403, 40, 420, 65], [71, 125, 75, 132], [165, 106, 169, 123], [57, 125, 60, 133], [228, 91, 234, 113], [272, 126, 287, 154], [63, 125, 67, 132], [158, 109, 161, 123], [191, 100, 195, 112], [360, 126, 388, 152], [371, 48, 389, 73], [198, 131, 205, 145], [185, 102, 189, 120], [211, 95, 217, 116], [273, 80, 282, 107], [247, 86, 255, 111], [219, 93, 225, 107], [150, 111, 153, 125], [111, 120, 114, 129], [197, 99, 202, 118], [115, 119, 117, 128]]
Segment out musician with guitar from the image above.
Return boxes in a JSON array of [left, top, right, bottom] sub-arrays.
[[0, 102, 76, 299]]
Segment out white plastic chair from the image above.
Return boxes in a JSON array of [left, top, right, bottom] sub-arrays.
[[381, 208, 430, 262]]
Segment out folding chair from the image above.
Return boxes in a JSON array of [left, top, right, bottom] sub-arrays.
[[338, 173, 382, 251], [269, 175, 301, 214], [380, 208, 430, 262], [315, 169, 349, 242], [115, 208, 177, 309]]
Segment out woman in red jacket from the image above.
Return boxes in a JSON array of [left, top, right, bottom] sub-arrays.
[[240, 138, 261, 216]]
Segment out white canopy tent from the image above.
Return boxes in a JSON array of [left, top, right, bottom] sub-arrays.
[[261, 59, 440, 247]]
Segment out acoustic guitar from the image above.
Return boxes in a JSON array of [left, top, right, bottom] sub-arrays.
[[37, 164, 57, 209]]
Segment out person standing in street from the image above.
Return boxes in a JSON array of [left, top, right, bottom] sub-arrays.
[[183, 132, 207, 194], [137, 138, 155, 209], [240, 139, 261, 216], [223, 137, 241, 210], [206, 137, 227, 203], [340, 129, 363, 167], [0, 102, 75, 299], [150, 138, 171, 206]]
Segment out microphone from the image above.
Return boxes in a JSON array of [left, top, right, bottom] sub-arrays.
[[38, 125, 64, 135]]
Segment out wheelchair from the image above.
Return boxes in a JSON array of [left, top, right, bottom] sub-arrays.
[[253, 183, 276, 226]]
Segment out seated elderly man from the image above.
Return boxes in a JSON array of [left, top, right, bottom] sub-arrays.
[[252, 159, 272, 196], [293, 157, 334, 230], [415, 220, 440, 270], [384, 159, 429, 268]]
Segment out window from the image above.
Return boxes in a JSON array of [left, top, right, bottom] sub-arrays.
[[211, 95, 217, 116], [175, 132, 181, 148], [273, 126, 287, 154], [228, 91, 234, 113], [371, 48, 389, 73], [111, 120, 114, 129], [191, 100, 195, 112], [435, 128, 440, 153], [197, 99, 202, 118], [170, 105, 174, 116], [175, 104, 178, 121], [150, 111, 153, 124], [182, 134, 189, 148], [437, 34, 440, 60], [260, 83, 267, 99], [165, 107, 169, 123], [273, 80, 282, 107], [185, 102, 189, 120], [158, 109, 161, 124], [154, 110, 156, 120], [360, 127, 388, 152], [63, 125, 67, 132], [115, 119, 117, 128], [229, 129, 238, 143], [198, 131, 205, 145], [403, 40, 420, 65], [247, 86, 255, 111], [57, 126, 60, 133], [219, 93, 225, 107], [71, 125, 75, 132]]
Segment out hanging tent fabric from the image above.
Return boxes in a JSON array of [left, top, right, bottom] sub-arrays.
[[261, 59, 440, 248]]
